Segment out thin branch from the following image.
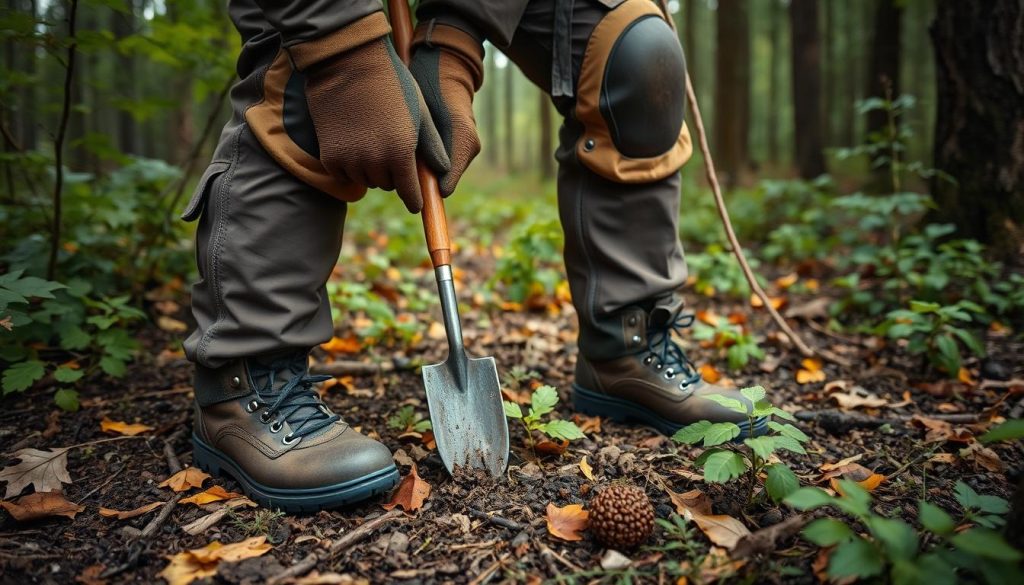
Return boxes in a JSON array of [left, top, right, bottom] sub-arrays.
[[48, 0, 79, 281]]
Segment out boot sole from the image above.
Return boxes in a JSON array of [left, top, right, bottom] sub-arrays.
[[192, 434, 400, 514], [572, 383, 770, 439]]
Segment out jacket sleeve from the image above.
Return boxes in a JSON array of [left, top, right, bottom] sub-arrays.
[[415, 0, 531, 47], [253, 0, 384, 46]]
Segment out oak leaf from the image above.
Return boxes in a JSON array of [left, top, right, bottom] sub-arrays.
[[0, 491, 84, 521], [99, 501, 164, 520], [0, 447, 72, 498], [667, 489, 750, 549], [100, 417, 153, 436], [158, 536, 272, 585], [180, 485, 244, 506], [545, 503, 588, 541], [159, 467, 210, 492], [382, 464, 430, 512]]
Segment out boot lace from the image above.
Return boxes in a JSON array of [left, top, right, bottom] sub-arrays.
[[645, 311, 703, 388], [248, 353, 340, 442]]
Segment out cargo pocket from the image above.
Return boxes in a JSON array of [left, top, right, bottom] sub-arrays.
[[181, 161, 230, 222]]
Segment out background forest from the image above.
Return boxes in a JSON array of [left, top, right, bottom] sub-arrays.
[[1, 1, 1024, 584]]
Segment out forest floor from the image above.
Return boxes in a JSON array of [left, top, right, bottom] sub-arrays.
[[2, 213, 1023, 585]]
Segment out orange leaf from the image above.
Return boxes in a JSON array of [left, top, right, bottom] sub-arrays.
[[699, 363, 722, 384], [750, 294, 786, 310], [158, 536, 271, 585], [696, 310, 721, 327], [667, 489, 750, 549], [831, 470, 886, 494], [382, 463, 431, 512], [99, 501, 164, 520], [957, 367, 975, 386], [572, 414, 602, 434], [159, 468, 210, 492], [579, 456, 595, 480], [534, 439, 569, 456], [0, 491, 84, 521], [320, 336, 361, 355], [100, 417, 154, 436], [795, 358, 826, 384], [774, 273, 799, 289], [546, 503, 589, 541], [180, 485, 243, 506]]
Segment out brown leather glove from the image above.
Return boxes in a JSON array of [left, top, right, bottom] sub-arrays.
[[409, 22, 484, 196], [288, 13, 450, 213]]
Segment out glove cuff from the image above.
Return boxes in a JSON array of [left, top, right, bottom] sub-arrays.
[[413, 22, 485, 91], [287, 11, 392, 72]]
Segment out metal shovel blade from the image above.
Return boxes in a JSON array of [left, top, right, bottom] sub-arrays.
[[422, 267, 509, 477]]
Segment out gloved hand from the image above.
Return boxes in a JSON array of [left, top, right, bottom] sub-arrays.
[[409, 22, 485, 196], [288, 13, 450, 213]]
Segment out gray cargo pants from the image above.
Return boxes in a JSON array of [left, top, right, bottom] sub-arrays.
[[184, 0, 688, 368]]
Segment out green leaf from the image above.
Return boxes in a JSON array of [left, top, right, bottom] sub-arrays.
[[672, 420, 712, 444], [949, 327, 985, 358], [910, 300, 941, 314], [702, 450, 747, 483], [539, 419, 585, 441], [772, 435, 807, 455], [741, 386, 766, 404], [834, 479, 872, 517], [744, 436, 775, 460], [770, 407, 796, 421], [933, 333, 961, 373], [54, 388, 80, 412], [53, 366, 84, 384], [59, 325, 91, 351], [768, 421, 810, 442], [784, 487, 834, 511], [802, 518, 854, 547], [99, 356, 127, 377], [529, 385, 559, 418], [2, 360, 45, 394], [704, 422, 742, 447], [503, 401, 523, 419], [981, 419, 1024, 444], [702, 393, 748, 414], [765, 463, 800, 503], [828, 537, 885, 580], [950, 528, 1023, 562], [867, 516, 919, 560], [918, 501, 955, 535]]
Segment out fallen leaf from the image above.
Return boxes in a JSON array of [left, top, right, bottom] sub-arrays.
[[320, 336, 361, 355], [928, 453, 957, 465], [76, 564, 107, 585], [796, 358, 826, 384], [546, 503, 588, 541], [819, 454, 864, 472], [181, 485, 244, 506], [957, 367, 975, 386], [829, 392, 889, 410], [158, 536, 272, 585], [784, 297, 832, 320], [668, 489, 750, 549], [100, 417, 154, 436], [0, 491, 84, 521], [382, 463, 430, 512], [0, 447, 72, 498], [426, 322, 446, 340], [750, 294, 786, 310], [909, 415, 975, 443], [159, 468, 211, 492], [579, 456, 594, 480], [534, 439, 569, 456], [700, 363, 723, 384], [825, 463, 886, 493], [959, 442, 1005, 472], [696, 310, 721, 327], [99, 501, 164, 520], [572, 414, 602, 434], [293, 571, 369, 584], [157, 316, 188, 333], [600, 549, 632, 570], [180, 497, 257, 535]]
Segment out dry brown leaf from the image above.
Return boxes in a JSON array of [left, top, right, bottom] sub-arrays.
[[775, 273, 799, 289], [750, 293, 786, 310], [785, 297, 832, 320], [158, 536, 272, 585], [826, 463, 886, 493], [160, 467, 211, 492], [157, 316, 188, 333], [545, 503, 588, 541], [796, 358, 826, 384], [426, 322, 446, 340], [696, 310, 721, 327], [959, 442, 1005, 472], [0, 491, 84, 521], [579, 456, 595, 480], [76, 563, 107, 585], [572, 414, 602, 434], [910, 415, 975, 443], [668, 489, 751, 549], [320, 336, 361, 355], [99, 501, 164, 520], [293, 571, 370, 584], [100, 417, 154, 436], [181, 485, 243, 506], [928, 453, 957, 465], [534, 439, 569, 456], [382, 463, 430, 512], [0, 447, 72, 498], [957, 367, 975, 386], [819, 454, 864, 472]]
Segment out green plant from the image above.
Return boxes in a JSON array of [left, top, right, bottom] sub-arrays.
[[692, 321, 765, 371], [228, 507, 286, 540], [786, 480, 1021, 584], [327, 281, 419, 347], [489, 219, 564, 304], [387, 405, 432, 433], [672, 387, 805, 504], [876, 300, 985, 376], [503, 385, 584, 451], [684, 244, 764, 299]]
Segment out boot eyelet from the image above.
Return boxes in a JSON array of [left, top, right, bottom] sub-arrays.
[[260, 411, 273, 423], [655, 363, 663, 370], [269, 421, 283, 433], [642, 355, 654, 366], [282, 433, 298, 445], [245, 400, 259, 413], [664, 368, 676, 379]]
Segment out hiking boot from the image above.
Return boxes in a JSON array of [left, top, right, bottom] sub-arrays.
[[191, 351, 399, 512], [572, 302, 769, 438]]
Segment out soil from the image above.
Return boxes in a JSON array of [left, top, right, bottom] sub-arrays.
[[1, 262, 1022, 584]]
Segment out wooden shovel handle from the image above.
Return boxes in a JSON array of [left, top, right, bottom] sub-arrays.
[[388, 0, 451, 268]]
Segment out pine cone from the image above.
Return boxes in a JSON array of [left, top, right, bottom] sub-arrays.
[[588, 484, 655, 549]]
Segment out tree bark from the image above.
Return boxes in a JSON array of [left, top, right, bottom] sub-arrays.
[[866, 0, 902, 138], [684, 0, 697, 83], [767, 0, 781, 163], [789, 0, 827, 179], [484, 49, 498, 167], [112, 0, 137, 155], [713, 0, 750, 188], [930, 0, 1024, 258]]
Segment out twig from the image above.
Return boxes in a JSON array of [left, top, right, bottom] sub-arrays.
[[795, 408, 989, 434], [137, 493, 182, 540], [310, 360, 397, 376], [48, 0, 79, 280], [75, 463, 127, 505], [267, 552, 319, 585], [163, 429, 186, 475], [731, 514, 809, 559], [538, 542, 581, 573], [468, 552, 510, 585], [468, 507, 525, 531]]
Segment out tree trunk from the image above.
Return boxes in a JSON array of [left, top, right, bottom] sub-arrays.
[[684, 0, 697, 82], [484, 49, 498, 167], [823, 0, 834, 147], [112, 0, 137, 155], [789, 0, 827, 179], [839, 0, 858, 148], [930, 0, 1024, 258], [538, 91, 553, 180], [504, 62, 515, 172], [866, 0, 902, 138], [713, 0, 750, 187], [767, 0, 781, 163]]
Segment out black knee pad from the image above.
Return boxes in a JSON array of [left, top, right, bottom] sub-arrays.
[[575, 0, 693, 183]]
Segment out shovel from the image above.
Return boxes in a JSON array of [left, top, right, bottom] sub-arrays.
[[386, 0, 509, 478]]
